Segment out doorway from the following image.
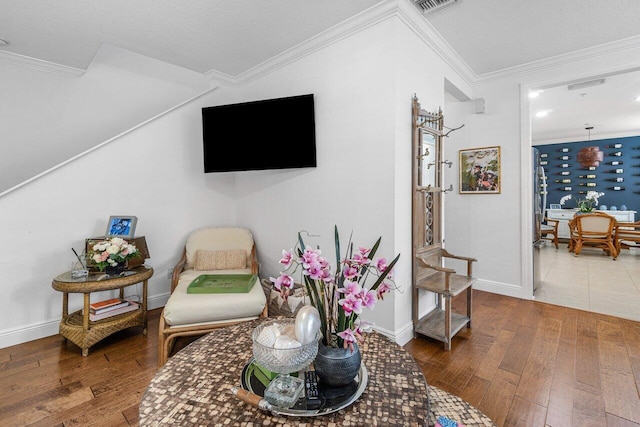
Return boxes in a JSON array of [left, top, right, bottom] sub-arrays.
[[526, 68, 640, 321]]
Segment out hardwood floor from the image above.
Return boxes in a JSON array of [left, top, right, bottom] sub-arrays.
[[1, 291, 639, 426], [406, 290, 640, 426]]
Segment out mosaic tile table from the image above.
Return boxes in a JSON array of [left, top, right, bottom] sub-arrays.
[[140, 320, 429, 427], [140, 318, 495, 426]]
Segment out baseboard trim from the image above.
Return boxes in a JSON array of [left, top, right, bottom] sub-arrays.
[[474, 279, 526, 299], [0, 293, 170, 350], [372, 319, 415, 348]]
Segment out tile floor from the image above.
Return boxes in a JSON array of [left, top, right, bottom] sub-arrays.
[[534, 241, 640, 322]]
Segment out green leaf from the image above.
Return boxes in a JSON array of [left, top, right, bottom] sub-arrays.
[[369, 253, 401, 291]]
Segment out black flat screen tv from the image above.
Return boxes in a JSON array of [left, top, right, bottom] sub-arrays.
[[202, 94, 316, 172]]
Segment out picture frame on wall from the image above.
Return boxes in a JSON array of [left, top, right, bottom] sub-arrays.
[[459, 146, 501, 194], [105, 216, 137, 238]]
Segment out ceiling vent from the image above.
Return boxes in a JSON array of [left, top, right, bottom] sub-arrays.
[[414, 0, 458, 14], [567, 78, 605, 91]]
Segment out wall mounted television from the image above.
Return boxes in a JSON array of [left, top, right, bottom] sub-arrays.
[[202, 94, 316, 173]]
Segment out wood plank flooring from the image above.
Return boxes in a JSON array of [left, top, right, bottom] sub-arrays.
[[1, 290, 639, 426], [405, 290, 640, 426]]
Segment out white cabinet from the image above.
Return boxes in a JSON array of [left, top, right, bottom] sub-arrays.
[[605, 210, 637, 222], [546, 209, 636, 239], [546, 209, 575, 239]]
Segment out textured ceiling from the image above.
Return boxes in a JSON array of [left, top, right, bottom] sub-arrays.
[[426, 0, 640, 75], [1, 0, 639, 141], [0, 0, 381, 75], [530, 70, 640, 143], [2, 0, 639, 76]]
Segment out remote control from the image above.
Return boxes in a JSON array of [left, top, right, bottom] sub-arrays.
[[304, 370, 322, 410]]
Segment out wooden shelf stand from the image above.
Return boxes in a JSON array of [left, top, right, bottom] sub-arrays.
[[411, 95, 476, 350], [414, 249, 476, 350]]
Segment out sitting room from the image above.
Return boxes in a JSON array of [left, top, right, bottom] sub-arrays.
[[1, 1, 640, 426]]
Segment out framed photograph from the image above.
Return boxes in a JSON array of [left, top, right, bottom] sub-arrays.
[[105, 216, 137, 239], [549, 204, 561, 210], [459, 146, 501, 194]]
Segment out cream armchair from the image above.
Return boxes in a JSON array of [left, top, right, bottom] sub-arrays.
[[158, 227, 267, 366]]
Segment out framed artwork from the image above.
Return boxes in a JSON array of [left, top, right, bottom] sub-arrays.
[[105, 216, 138, 238], [459, 146, 501, 194]]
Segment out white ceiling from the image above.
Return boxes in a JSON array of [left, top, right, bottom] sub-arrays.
[[530, 69, 640, 144], [1, 0, 640, 141]]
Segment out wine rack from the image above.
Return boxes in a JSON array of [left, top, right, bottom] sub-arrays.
[[535, 136, 640, 214]]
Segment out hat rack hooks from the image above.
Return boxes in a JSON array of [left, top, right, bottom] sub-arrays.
[[417, 119, 461, 191], [417, 183, 454, 193], [438, 122, 464, 172], [412, 94, 463, 196]]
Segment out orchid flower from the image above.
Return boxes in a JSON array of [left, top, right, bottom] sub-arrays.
[[270, 226, 401, 349], [337, 328, 358, 352], [279, 249, 294, 268], [376, 281, 392, 300]]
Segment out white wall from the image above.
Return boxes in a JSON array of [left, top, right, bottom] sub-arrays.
[[1, 3, 475, 349], [443, 79, 525, 297], [0, 89, 240, 346], [0, 44, 210, 195], [233, 11, 474, 345], [442, 44, 640, 300], [234, 16, 403, 340]]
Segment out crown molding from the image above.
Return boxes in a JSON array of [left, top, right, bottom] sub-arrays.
[[475, 35, 640, 83], [203, 69, 237, 87], [394, 0, 475, 85], [0, 50, 85, 77], [205, 0, 476, 89], [534, 129, 640, 146], [206, 0, 400, 87]]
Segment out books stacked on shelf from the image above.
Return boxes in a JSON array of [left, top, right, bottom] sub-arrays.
[[85, 298, 140, 321]]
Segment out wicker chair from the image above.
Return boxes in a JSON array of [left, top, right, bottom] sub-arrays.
[[569, 212, 618, 259], [614, 220, 640, 254], [541, 217, 559, 249], [158, 227, 267, 366]]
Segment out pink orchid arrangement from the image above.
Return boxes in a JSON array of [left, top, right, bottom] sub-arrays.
[[271, 226, 400, 350]]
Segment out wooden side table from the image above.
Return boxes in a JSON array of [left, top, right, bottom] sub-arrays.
[[51, 265, 153, 356]]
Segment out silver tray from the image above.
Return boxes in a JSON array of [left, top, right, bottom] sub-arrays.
[[240, 358, 368, 417]]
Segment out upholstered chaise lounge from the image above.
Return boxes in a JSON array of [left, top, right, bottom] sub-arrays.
[[158, 227, 267, 366]]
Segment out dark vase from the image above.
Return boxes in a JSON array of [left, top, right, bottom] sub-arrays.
[[313, 341, 361, 387], [105, 262, 126, 276]]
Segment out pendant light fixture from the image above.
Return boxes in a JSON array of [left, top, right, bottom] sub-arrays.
[[576, 126, 604, 168]]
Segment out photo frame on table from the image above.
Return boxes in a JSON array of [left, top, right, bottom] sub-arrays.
[[549, 204, 561, 210], [459, 146, 501, 194], [105, 216, 137, 239]]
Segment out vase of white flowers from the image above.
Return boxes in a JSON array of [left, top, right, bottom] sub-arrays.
[[89, 237, 139, 275], [559, 191, 605, 213]]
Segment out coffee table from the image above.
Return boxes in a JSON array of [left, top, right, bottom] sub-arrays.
[[140, 318, 430, 426]]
